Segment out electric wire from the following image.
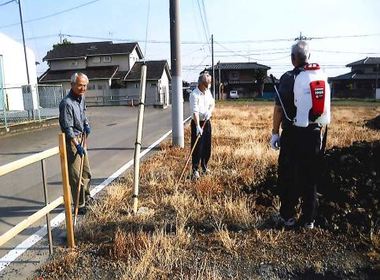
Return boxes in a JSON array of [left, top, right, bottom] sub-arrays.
[[0, 0, 102, 29], [0, 0, 15, 7], [143, 0, 151, 60]]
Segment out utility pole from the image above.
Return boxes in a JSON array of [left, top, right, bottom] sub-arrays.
[[17, 0, 30, 84], [218, 60, 221, 100], [295, 32, 309, 41], [211, 34, 215, 99], [59, 32, 64, 44], [169, 0, 184, 147]]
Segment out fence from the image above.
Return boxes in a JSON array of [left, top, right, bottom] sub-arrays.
[[85, 88, 139, 106], [0, 133, 75, 253], [0, 84, 63, 130]]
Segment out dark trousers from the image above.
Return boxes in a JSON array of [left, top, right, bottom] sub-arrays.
[[191, 119, 212, 172], [278, 126, 322, 223], [66, 135, 91, 208]]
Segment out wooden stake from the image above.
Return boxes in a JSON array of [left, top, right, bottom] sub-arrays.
[[58, 133, 75, 248]]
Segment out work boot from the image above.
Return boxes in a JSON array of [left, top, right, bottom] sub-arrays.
[[85, 195, 95, 206], [78, 206, 87, 215], [284, 217, 296, 227], [272, 214, 296, 228], [192, 170, 200, 180], [201, 168, 211, 175], [304, 221, 315, 229]]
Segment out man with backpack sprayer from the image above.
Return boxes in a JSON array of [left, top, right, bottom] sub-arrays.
[[270, 41, 330, 229], [189, 72, 215, 180], [59, 72, 94, 217]]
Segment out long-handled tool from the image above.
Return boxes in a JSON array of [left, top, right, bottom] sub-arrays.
[[73, 134, 86, 226], [176, 120, 207, 185]]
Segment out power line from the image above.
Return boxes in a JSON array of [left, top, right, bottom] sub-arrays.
[[212, 33, 380, 44], [196, 0, 210, 52], [310, 33, 380, 40], [0, 0, 15, 7], [190, 0, 204, 45], [44, 33, 209, 44], [143, 0, 151, 59], [0, 0, 102, 29], [201, 0, 210, 39], [313, 49, 380, 55]]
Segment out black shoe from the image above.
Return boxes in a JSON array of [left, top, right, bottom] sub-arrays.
[[78, 206, 87, 215], [191, 170, 200, 180], [201, 168, 211, 175]]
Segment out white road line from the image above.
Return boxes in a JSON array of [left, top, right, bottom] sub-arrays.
[[0, 117, 191, 272]]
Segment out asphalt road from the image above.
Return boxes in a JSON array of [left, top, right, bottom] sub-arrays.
[[0, 104, 191, 263]]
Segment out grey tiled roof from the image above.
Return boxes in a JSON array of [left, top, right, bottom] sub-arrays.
[[43, 41, 143, 61], [38, 66, 119, 83], [125, 60, 171, 81], [346, 57, 380, 67], [329, 72, 379, 81]]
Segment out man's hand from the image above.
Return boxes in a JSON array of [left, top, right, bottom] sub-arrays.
[[84, 123, 91, 136], [270, 133, 280, 150], [76, 143, 86, 157], [196, 125, 203, 136]]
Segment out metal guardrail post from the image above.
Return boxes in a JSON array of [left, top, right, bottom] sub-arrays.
[[58, 133, 75, 248], [0, 55, 9, 132], [41, 159, 53, 255]]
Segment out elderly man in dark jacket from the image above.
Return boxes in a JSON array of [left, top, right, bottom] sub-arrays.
[[59, 72, 93, 215]]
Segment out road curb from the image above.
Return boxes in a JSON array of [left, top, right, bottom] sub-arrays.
[[0, 118, 58, 137]]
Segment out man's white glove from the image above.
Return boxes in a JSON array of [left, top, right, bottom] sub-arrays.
[[196, 125, 203, 136], [204, 110, 212, 120], [270, 133, 280, 150]]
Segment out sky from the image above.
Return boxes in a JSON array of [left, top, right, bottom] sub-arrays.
[[0, 0, 380, 82]]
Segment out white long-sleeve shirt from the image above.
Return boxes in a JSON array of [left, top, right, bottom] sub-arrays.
[[189, 87, 215, 121]]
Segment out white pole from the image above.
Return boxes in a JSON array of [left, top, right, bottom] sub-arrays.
[[132, 64, 147, 214]]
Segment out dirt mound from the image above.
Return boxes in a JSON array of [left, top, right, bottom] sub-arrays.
[[253, 140, 380, 234], [366, 115, 380, 130], [318, 141, 380, 233]]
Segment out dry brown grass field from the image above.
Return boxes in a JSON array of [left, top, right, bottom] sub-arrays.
[[35, 102, 380, 280]]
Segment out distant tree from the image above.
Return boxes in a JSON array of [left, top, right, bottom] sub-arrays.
[[53, 38, 73, 49]]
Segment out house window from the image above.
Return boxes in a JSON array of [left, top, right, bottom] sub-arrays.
[[135, 83, 140, 88], [87, 84, 96, 90], [93, 57, 101, 63], [373, 66, 380, 72], [150, 83, 157, 88], [97, 84, 104, 90], [103, 56, 112, 63]]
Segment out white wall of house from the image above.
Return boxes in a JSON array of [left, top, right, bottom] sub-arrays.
[[0, 32, 38, 110], [87, 80, 110, 91], [128, 49, 140, 71], [159, 71, 170, 106], [49, 53, 133, 72], [87, 54, 130, 71], [125, 81, 159, 106], [49, 58, 86, 70], [125, 71, 170, 107]]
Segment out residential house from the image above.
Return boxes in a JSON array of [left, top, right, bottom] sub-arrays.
[[39, 41, 143, 104], [0, 32, 38, 111], [206, 62, 271, 99], [329, 57, 380, 98], [124, 60, 171, 107]]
